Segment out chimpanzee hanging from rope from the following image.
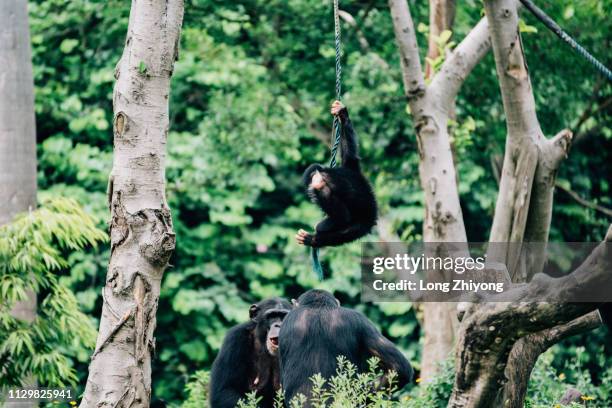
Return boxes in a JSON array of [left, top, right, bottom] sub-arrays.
[[296, 100, 377, 249], [295, 0, 378, 280]]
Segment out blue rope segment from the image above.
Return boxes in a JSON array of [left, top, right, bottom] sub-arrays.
[[519, 0, 612, 82], [312, 0, 343, 281]]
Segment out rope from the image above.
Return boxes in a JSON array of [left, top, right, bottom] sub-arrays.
[[519, 0, 612, 82], [312, 0, 343, 281], [329, 0, 343, 168]]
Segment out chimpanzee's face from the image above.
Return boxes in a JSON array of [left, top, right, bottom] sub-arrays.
[[264, 316, 283, 356], [250, 302, 291, 357], [310, 170, 326, 190]]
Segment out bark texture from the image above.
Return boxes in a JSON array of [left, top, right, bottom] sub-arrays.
[[498, 311, 601, 408], [0, 0, 37, 225], [446, 2, 599, 407], [80, 1, 183, 407], [0, 2, 38, 406], [485, 0, 541, 278], [448, 229, 611, 408], [388, 0, 491, 379]]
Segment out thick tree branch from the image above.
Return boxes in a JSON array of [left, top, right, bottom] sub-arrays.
[[521, 129, 573, 279], [430, 18, 491, 113], [499, 311, 601, 408], [484, 0, 541, 278], [448, 226, 612, 408]]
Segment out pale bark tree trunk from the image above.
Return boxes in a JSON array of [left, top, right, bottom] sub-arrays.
[[482, 0, 572, 281], [447, 1, 603, 406], [0, 2, 38, 406], [388, 0, 490, 380], [80, 1, 183, 407]]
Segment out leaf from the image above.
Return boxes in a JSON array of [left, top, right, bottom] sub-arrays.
[[519, 19, 538, 34], [438, 29, 452, 44], [138, 61, 147, 74], [59, 39, 79, 54], [179, 341, 208, 362]]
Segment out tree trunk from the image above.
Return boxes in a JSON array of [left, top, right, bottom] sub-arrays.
[[0, 2, 38, 406], [484, 0, 542, 279], [448, 230, 611, 408], [0, 0, 37, 227], [80, 1, 183, 407], [388, 0, 491, 380], [448, 1, 603, 406]]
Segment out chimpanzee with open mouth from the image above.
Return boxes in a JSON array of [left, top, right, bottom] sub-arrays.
[[210, 297, 292, 408]]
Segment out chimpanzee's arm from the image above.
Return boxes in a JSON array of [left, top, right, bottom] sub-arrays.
[[309, 223, 371, 247], [209, 323, 254, 408], [337, 107, 361, 171], [357, 313, 414, 389]]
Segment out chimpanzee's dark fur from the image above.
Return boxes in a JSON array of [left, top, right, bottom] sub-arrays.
[[299, 105, 377, 247], [210, 298, 292, 408], [279, 290, 413, 405]]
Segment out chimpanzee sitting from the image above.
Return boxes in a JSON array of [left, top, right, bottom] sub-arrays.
[[279, 289, 413, 405], [210, 298, 292, 408]]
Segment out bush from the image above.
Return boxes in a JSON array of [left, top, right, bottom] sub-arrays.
[[0, 197, 107, 387], [181, 350, 612, 407]]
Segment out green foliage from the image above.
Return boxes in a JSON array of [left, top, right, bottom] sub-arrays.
[[0, 198, 107, 387], [425, 29, 456, 79], [182, 352, 612, 407], [181, 370, 210, 408], [183, 357, 405, 408], [402, 358, 455, 407], [526, 347, 612, 407], [518, 18, 538, 34]]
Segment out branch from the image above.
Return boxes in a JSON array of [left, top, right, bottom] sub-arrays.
[[499, 311, 601, 408], [430, 17, 491, 112], [485, 0, 540, 137], [572, 76, 604, 132], [556, 182, 612, 218], [485, 0, 541, 269], [521, 129, 573, 279], [388, 0, 426, 100], [338, 10, 370, 51], [448, 225, 612, 408], [573, 96, 611, 144]]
